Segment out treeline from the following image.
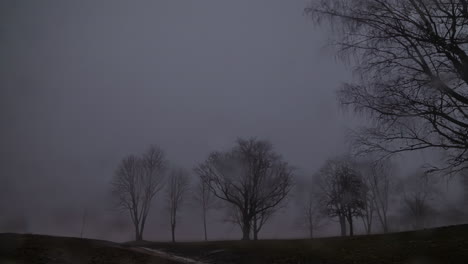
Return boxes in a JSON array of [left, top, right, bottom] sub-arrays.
[[111, 138, 293, 241], [295, 157, 465, 238], [110, 139, 466, 242], [111, 0, 468, 241]]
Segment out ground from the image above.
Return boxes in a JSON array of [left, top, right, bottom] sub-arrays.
[[129, 224, 468, 264], [1, 224, 468, 263], [0, 233, 178, 264]]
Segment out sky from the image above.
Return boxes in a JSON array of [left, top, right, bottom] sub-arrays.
[[1, 0, 454, 241]]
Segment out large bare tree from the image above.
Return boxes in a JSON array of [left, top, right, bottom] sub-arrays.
[[111, 145, 166, 241], [308, 0, 468, 174], [166, 168, 190, 243], [195, 138, 294, 240]]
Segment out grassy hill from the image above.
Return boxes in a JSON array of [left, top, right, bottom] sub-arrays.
[[130, 224, 468, 264], [2, 224, 468, 263], [0, 233, 178, 264]]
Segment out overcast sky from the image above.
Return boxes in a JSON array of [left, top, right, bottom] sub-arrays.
[[1, 0, 433, 241]]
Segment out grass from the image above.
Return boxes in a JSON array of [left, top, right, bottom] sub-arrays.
[[0, 233, 178, 264], [129, 224, 468, 264], [2, 224, 468, 263]]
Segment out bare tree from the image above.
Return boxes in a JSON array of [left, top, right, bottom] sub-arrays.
[[222, 200, 274, 240], [301, 191, 327, 239], [111, 145, 166, 241], [194, 178, 217, 241], [400, 171, 438, 229], [166, 168, 190, 243], [357, 160, 394, 233], [251, 207, 276, 240], [195, 138, 294, 240], [360, 184, 374, 235], [223, 200, 275, 240], [193, 176, 217, 241], [80, 208, 87, 238], [307, 0, 468, 174], [317, 157, 366, 236], [369, 161, 393, 233]]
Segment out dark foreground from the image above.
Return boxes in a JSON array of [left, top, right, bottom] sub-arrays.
[[0, 233, 178, 264], [2, 224, 468, 264], [131, 224, 468, 264]]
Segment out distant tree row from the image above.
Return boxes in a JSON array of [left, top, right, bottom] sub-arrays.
[[110, 140, 464, 241], [110, 0, 468, 241], [296, 156, 460, 238], [111, 138, 294, 241]]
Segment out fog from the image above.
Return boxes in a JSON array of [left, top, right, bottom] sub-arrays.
[[1, 1, 463, 242]]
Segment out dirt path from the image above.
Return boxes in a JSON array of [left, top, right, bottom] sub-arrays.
[[130, 247, 210, 264]]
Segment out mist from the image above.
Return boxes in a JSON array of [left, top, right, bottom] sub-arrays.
[[1, 0, 465, 243]]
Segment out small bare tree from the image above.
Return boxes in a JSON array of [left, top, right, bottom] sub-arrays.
[[195, 138, 294, 240], [166, 168, 190, 243], [317, 157, 366, 236], [400, 171, 438, 229], [369, 161, 393, 233], [111, 145, 166, 241], [80, 208, 87, 238], [357, 160, 394, 234], [360, 183, 374, 235], [193, 176, 217, 241], [301, 191, 327, 239]]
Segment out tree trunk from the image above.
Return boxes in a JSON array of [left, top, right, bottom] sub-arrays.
[[382, 211, 389, 233], [308, 217, 314, 239], [362, 216, 371, 235], [139, 218, 146, 241], [253, 215, 258, 240], [203, 210, 208, 241], [339, 215, 347, 236], [348, 211, 354, 237], [80, 209, 87, 238], [382, 219, 389, 233], [242, 227, 251, 240], [376, 204, 389, 233], [171, 224, 175, 243], [135, 223, 142, 241], [241, 219, 251, 240]]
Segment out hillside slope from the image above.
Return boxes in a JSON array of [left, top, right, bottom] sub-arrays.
[[131, 224, 468, 264], [2, 224, 468, 264], [0, 233, 179, 264]]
